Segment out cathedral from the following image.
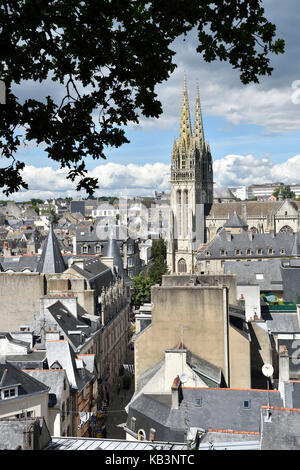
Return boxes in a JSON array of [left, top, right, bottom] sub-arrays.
[[167, 77, 213, 274]]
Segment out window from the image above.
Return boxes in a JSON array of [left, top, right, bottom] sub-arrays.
[[256, 273, 264, 280], [138, 429, 146, 441], [149, 428, 156, 441], [206, 261, 210, 268], [82, 244, 88, 254], [220, 249, 227, 256], [235, 249, 241, 256], [268, 248, 274, 255], [2, 387, 17, 399], [257, 248, 263, 255], [280, 225, 293, 234], [178, 258, 187, 273], [280, 248, 286, 255], [243, 400, 251, 409], [195, 398, 202, 407]]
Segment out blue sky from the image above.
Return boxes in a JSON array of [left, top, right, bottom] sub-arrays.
[[5, 0, 300, 200]]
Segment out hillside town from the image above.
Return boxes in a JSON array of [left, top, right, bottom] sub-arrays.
[[0, 78, 299, 452]]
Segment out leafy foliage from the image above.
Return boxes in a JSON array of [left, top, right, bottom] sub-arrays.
[[272, 185, 296, 200], [0, 1, 284, 195], [132, 238, 168, 307], [132, 273, 152, 308]]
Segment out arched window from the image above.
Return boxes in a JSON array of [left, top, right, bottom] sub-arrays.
[[81, 244, 88, 254], [279, 225, 293, 234], [137, 429, 146, 441], [178, 258, 187, 273]]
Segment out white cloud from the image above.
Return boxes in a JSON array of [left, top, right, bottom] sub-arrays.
[[213, 153, 300, 187], [4, 153, 299, 201]]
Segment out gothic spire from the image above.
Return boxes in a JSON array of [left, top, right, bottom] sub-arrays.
[[193, 81, 204, 152], [179, 74, 192, 156]]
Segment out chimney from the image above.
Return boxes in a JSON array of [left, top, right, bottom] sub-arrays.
[[242, 204, 247, 224], [71, 258, 85, 271], [225, 231, 232, 242], [171, 376, 181, 410], [278, 345, 290, 401], [101, 256, 114, 272]]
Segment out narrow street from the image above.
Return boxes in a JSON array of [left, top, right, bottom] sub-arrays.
[[104, 346, 135, 439]]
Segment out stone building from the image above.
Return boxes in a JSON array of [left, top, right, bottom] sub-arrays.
[[134, 274, 252, 391], [166, 77, 300, 276], [167, 77, 213, 275]]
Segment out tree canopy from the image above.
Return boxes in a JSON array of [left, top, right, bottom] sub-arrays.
[[0, 0, 284, 195], [132, 238, 168, 308], [273, 185, 296, 200]]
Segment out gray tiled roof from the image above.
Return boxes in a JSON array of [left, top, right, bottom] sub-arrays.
[[224, 259, 283, 291], [265, 312, 300, 333], [0, 361, 49, 396], [126, 387, 283, 442], [25, 369, 67, 408], [223, 211, 247, 228], [47, 301, 94, 350], [197, 229, 300, 260], [261, 407, 300, 450]]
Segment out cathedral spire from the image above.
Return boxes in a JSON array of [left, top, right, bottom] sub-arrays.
[[179, 74, 192, 156], [193, 81, 204, 152]]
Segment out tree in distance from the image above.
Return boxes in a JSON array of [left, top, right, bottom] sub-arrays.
[[0, 1, 284, 195], [273, 185, 296, 200]]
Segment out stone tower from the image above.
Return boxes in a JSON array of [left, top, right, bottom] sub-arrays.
[[167, 77, 213, 274]]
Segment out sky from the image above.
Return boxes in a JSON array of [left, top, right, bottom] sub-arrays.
[[4, 0, 300, 201]]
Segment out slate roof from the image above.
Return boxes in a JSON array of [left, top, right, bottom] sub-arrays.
[[47, 301, 94, 350], [261, 406, 300, 450], [207, 200, 300, 219], [214, 186, 236, 200], [197, 228, 300, 260], [25, 369, 67, 408], [224, 259, 283, 291], [5, 351, 47, 371], [36, 224, 67, 273], [0, 361, 49, 397], [46, 340, 94, 392], [126, 387, 283, 442], [102, 230, 125, 277], [223, 211, 248, 228], [0, 255, 40, 272], [264, 312, 300, 334]]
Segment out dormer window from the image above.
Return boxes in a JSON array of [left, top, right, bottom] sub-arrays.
[[205, 251, 211, 257], [220, 249, 227, 256], [257, 249, 263, 255], [280, 249, 286, 255], [268, 248, 274, 255], [235, 249, 241, 256], [246, 249, 252, 256], [1, 386, 18, 400]]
